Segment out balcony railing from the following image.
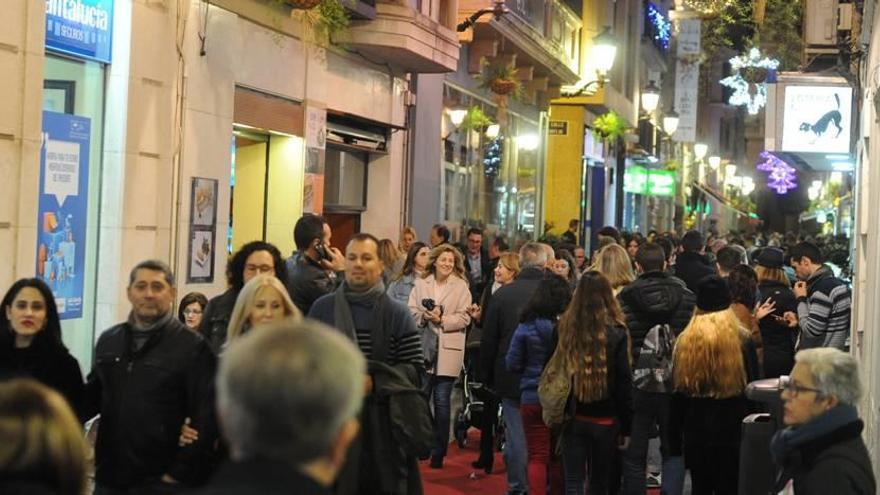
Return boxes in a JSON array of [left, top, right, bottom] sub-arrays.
[[502, 0, 581, 74]]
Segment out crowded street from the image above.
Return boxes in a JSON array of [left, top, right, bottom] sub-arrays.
[[2, 0, 880, 494]]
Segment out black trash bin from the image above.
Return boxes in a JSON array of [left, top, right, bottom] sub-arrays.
[[738, 377, 787, 495]]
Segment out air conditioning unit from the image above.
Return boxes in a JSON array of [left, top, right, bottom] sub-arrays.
[[804, 0, 838, 46]]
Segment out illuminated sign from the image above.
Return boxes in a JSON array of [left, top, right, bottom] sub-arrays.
[[45, 0, 114, 63], [781, 86, 852, 154], [624, 167, 676, 196]]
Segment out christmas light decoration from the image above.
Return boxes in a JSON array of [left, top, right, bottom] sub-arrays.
[[483, 138, 502, 178], [756, 151, 797, 194], [645, 3, 671, 51], [719, 48, 780, 115]]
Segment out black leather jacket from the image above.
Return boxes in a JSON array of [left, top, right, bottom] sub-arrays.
[[285, 253, 340, 315], [199, 289, 238, 354], [84, 317, 217, 489]]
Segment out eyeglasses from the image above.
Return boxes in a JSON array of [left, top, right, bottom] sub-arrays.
[[183, 309, 203, 316], [778, 377, 823, 397], [245, 264, 274, 274]]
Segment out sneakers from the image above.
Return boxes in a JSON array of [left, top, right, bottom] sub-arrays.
[[646, 472, 662, 488]]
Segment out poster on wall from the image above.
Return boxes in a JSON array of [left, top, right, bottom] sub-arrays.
[[45, 0, 115, 64], [36, 111, 91, 320], [187, 177, 218, 283], [781, 86, 853, 154], [672, 18, 701, 143]]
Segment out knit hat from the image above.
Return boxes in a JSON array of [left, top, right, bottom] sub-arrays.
[[696, 275, 732, 312], [756, 247, 785, 269]]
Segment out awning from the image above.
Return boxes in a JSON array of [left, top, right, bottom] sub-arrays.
[[691, 182, 753, 218]]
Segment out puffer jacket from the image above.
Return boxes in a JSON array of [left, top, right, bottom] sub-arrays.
[[505, 318, 556, 405], [618, 271, 696, 363], [672, 251, 716, 294]]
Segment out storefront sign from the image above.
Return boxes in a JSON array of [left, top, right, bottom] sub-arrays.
[[36, 111, 90, 320], [781, 86, 852, 154], [45, 0, 114, 64], [549, 121, 568, 135], [672, 18, 701, 143], [624, 167, 676, 196]]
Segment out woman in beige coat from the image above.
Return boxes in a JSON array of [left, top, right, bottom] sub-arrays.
[[409, 243, 472, 468]]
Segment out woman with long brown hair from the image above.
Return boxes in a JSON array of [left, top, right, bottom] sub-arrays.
[[556, 271, 632, 495], [672, 276, 761, 495]]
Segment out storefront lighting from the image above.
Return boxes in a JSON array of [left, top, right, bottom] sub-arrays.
[[708, 156, 721, 170], [832, 162, 855, 171], [517, 134, 540, 151], [592, 27, 618, 80], [448, 108, 467, 127], [830, 171, 843, 184], [694, 143, 708, 161], [485, 124, 500, 139], [641, 81, 660, 114], [662, 111, 679, 135]]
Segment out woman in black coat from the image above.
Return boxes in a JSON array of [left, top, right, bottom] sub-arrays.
[[0, 278, 83, 417], [754, 248, 799, 378]]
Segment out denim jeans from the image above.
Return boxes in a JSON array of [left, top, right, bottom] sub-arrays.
[[561, 419, 618, 495], [502, 398, 528, 493], [622, 390, 684, 495], [427, 375, 456, 458]]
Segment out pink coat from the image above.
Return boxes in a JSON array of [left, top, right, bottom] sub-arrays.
[[408, 274, 472, 377]]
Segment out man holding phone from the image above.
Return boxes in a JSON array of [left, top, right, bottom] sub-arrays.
[[286, 214, 346, 314], [782, 242, 851, 351]]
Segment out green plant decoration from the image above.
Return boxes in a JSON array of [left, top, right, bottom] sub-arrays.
[[592, 111, 629, 142], [460, 106, 494, 132], [291, 0, 350, 45], [664, 159, 681, 172], [476, 60, 524, 99]]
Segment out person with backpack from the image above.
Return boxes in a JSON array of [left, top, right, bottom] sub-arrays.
[[505, 274, 572, 495], [540, 271, 632, 495], [617, 243, 696, 495]]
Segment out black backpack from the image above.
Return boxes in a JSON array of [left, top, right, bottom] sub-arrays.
[[632, 323, 676, 393]]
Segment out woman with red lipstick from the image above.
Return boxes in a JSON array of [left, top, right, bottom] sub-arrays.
[[0, 278, 83, 417]]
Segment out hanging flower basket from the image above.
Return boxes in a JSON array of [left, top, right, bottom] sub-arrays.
[[740, 66, 768, 84], [489, 79, 518, 96], [285, 0, 321, 10]]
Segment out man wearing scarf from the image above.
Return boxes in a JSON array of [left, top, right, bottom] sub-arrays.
[[309, 233, 425, 495], [771, 348, 875, 494]]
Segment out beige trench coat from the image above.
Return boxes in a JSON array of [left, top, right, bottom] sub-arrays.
[[408, 274, 472, 377]]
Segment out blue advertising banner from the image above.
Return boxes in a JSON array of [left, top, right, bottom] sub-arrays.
[[45, 0, 114, 64], [37, 111, 91, 320]]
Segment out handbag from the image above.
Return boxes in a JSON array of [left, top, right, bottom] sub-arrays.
[[632, 323, 676, 393], [538, 347, 572, 427]]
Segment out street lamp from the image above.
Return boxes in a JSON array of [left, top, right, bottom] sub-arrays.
[[708, 155, 721, 170], [725, 163, 738, 178], [563, 28, 618, 96], [662, 110, 679, 135], [448, 108, 467, 127], [640, 81, 660, 114], [485, 124, 500, 139], [694, 143, 708, 161]]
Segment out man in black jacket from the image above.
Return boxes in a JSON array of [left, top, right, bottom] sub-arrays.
[[462, 227, 494, 302], [85, 260, 217, 494], [286, 214, 346, 314], [191, 320, 365, 495], [480, 241, 550, 495], [618, 243, 696, 495], [672, 230, 716, 294]]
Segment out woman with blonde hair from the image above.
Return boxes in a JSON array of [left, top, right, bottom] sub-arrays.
[[671, 276, 760, 495], [408, 243, 472, 469], [226, 274, 301, 343], [590, 243, 636, 295], [378, 238, 402, 284], [399, 226, 418, 255], [0, 378, 88, 494], [555, 271, 632, 495]]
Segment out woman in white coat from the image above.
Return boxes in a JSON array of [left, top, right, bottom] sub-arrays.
[[409, 243, 472, 469]]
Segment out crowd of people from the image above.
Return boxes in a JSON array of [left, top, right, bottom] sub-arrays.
[[0, 215, 875, 495]]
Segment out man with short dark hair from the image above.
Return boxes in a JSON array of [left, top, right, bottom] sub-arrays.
[[782, 242, 851, 350], [672, 230, 716, 294], [618, 243, 696, 495], [286, 214, 346, 314], [597, 225, 621, 245], [463, 227, 492, 301], [561, 219, 579, 245], [309, 234, 425, 495], [192, 321, 365, 495], [429, 224, 450, 247], [488, 236, 509, 261], [86, 260, 217, 494], [715, 246, 745, 278]]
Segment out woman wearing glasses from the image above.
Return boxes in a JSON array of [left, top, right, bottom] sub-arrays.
[[178, 292, 208, 331], [771, 348, 874, 494], [199, 241, 288, 354], [671, 276, 761, 495]]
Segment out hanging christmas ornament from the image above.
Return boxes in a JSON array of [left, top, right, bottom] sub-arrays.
[[756, 151, 797, 194], [719, 48, 780, 115]]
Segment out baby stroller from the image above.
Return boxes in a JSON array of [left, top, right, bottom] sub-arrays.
[[453, 335, 505, 452]]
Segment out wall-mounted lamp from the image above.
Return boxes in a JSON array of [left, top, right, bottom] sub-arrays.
[[563, 28, 618, 96], [457, 0, 509, 32], [694, 143, 708, 161], [725, 163, 738, 177], [448, 108, 467, 127], [662, 110, 679, 135], [708, 155, 721, 170], [641, 81, 660, 114], [485, 124, 501, 139]]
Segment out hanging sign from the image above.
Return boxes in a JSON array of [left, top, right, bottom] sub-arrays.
[[672, 18, 701, 143], [36, 111, 91, 320], [45, 0, 114, 64], [780, 86, 853, 154]]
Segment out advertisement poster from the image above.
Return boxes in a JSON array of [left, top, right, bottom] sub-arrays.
[[36, 111, 90, 320], [188, 177, 219, 284], [781, 86, 853, 154], [45, 0, 114, 64], [672, 18, 701, 143]]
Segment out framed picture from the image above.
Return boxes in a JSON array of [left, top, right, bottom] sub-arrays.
[[190, 177, 218, 227], [187, 227, 215, 283], [43, 80, 76, 114]]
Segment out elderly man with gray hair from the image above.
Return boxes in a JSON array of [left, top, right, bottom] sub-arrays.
[[479, 241, 550, 495], [191, 320, 365, 495], [771, 348, 875, 494]]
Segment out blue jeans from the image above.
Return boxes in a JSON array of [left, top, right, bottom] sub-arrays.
[[428, 375, 455, 458], [622, 390, 684, 495], [502, 398, 528, 493], [561, 419, 619, 495]]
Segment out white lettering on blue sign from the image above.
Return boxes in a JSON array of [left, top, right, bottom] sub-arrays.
[[45, 0, 110, 31]]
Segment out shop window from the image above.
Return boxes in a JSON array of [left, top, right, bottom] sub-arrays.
[[324, 146, 368, 210]]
